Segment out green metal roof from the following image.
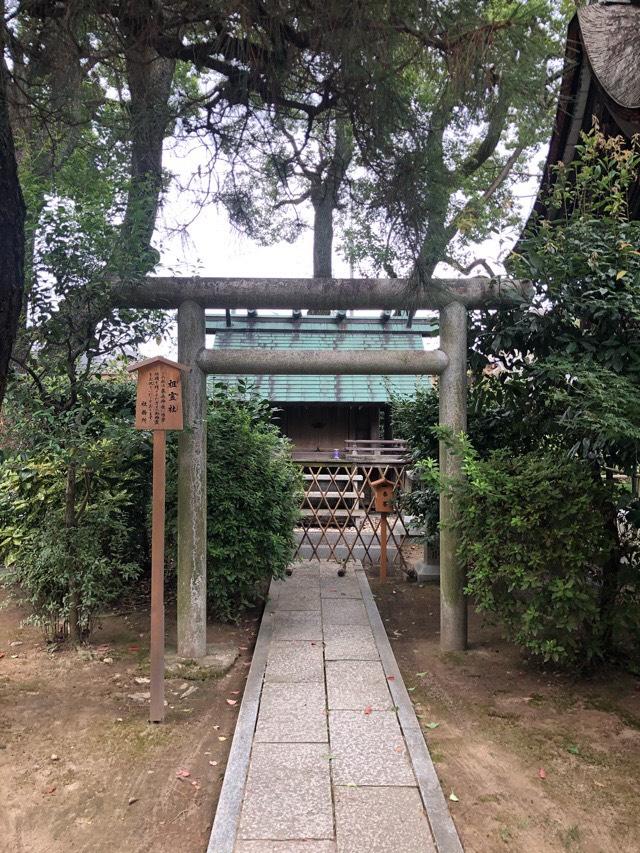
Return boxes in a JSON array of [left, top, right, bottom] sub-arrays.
[[206, 314, 437, 403]]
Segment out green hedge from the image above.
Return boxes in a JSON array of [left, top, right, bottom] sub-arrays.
[[200, 386, 302, 620], [452, 447, 616, 666]]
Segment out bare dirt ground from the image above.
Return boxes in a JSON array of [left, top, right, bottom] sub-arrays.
[[3, 569, 640, 853], [371, 574, 640, 853], [0, 590, 258, 853]]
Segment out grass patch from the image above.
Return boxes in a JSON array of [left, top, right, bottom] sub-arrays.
[[104, 719, 174, 756], [558, 824, 581, 850], [586, 695, 640, 730]]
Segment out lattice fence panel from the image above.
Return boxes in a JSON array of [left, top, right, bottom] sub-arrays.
[[294, 461, 409, 571]]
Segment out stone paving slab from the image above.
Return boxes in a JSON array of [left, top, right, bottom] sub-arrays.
[[326, 660, 393, 710], [329, 710, 415, 786], [238, 743, 334, 841], [255, 682, 327, 743], [236, 843, 337, 852], [273, 576, 320, 592], [323, 624, 379, 661], [321, 598, 369, 626], [319, 575, 361, 599], [272, 611, 323, 642], [276, 588, 322, 610], [334, 787, 437, 853], [317, 561, 357, 576], [265, 641, 324, 683]]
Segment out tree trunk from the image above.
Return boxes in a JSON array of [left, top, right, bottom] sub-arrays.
[[312, 196, 334, 278], [65, 461, 82, 643], [309, 118, 352, 313], [119, 2, 175, 273], [0, 47, 26, 409]]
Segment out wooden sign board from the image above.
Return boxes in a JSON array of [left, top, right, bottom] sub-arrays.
[[127, 356, 189, 431]]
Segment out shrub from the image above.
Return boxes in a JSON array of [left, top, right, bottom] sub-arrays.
[[0, 379, 151, 638], [417, 436, 621, 666], [168, 384, 302, 621], [451, 446, 615, 666]]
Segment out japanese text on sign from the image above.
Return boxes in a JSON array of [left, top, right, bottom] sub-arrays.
[[133, 362, 184, 431]]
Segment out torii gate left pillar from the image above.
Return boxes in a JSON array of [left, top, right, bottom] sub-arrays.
[[176, 300, 207, 659]]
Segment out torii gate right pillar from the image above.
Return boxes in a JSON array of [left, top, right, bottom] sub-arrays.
[[438, 301, 468, 651]]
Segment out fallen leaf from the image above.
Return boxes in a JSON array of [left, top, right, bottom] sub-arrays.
[[218, 736, 227, 742], [208, 760, 218, 767], [128, 797, 138, 806], [363, 706, 372, 716], [416, 672, 427, 678], [407, 686, 416, 692], [425, 722, 440, 730], [128, 645, 139, 652], [191, 781, 201, 790], [134, 677, 150, 685], [226, 699, 238, 706], [0, 652, 5, 659], [538, 768, 546, 780], [387, 675, 396, 682], [44, 786, 57, 795], [449, 792, 459, 802], [230, 690, 240, 695], [176, 769, 191, 779]]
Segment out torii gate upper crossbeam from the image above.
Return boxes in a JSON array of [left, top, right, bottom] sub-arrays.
[[112, 276, 531, 311]]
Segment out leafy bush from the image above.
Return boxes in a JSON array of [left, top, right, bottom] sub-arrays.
[[422, 440, 617, 666], [169, 383, 302, 621], [0, 378, 151, 638]]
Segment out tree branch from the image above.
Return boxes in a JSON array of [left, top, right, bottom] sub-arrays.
[[457, 82, 510, 178], [443, 255, 497, 277]]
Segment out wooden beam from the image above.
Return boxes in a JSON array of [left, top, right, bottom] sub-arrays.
[[111, 276, 532, 311], [196, 347, 449, 376]]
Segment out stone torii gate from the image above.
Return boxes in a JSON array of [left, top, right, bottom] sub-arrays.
[[114, 276, 530, 656]]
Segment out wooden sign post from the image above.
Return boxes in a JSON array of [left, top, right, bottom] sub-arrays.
[[128, 356, 189, 723]]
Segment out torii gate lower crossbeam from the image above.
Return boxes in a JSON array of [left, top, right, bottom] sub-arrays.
[[112, 276, 531, 656]]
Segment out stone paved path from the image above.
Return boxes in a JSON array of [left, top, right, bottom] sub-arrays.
[[208, 560, 462, 853]]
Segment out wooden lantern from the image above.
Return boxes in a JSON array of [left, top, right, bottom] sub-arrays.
[[371, 477, 394, 513]]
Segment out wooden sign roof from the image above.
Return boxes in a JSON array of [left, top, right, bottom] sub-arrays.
[[127, 355, 191, 374]]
